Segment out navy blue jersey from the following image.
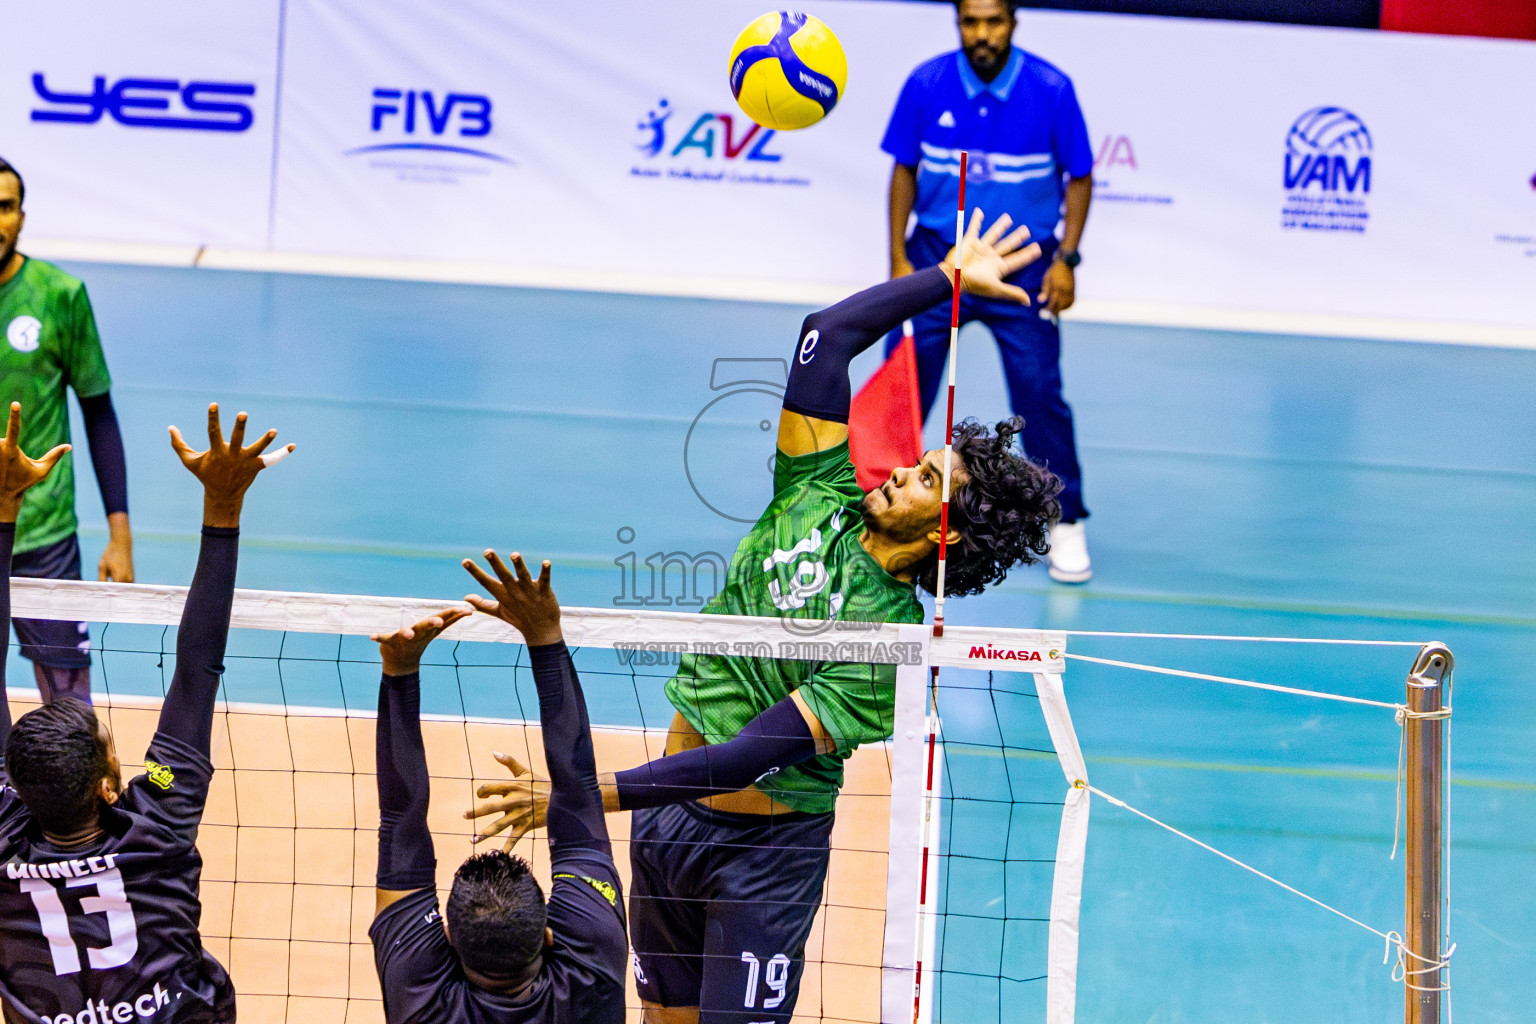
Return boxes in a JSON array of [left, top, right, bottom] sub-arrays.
[[0, 731, 232, 1024], [370, 849, 627, 1024]]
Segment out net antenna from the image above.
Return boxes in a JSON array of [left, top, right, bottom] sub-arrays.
[[908, 148, 969, 1024]]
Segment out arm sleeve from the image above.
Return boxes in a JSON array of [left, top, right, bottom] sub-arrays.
[[153, 526, 238, 754], [528, 641, 611, 858], [880, 72, 924, 167], [613, 696, 816, 811], [64, 285, 112, 399], [1054, 78, 1094, 179], [0, 523, 14, 781], [78, 393, 128, 517], [375, 672, 436, 892], [781, 268, 952, 424]]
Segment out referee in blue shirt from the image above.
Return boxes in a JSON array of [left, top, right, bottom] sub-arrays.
[[882, 0, 1095, 581]]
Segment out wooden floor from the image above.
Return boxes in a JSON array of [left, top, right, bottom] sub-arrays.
[[21, 693, 894, 1024]]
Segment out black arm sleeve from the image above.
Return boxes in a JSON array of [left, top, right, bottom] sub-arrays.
[[529, 641, 611, 857], [79, 392, 128, 517], [376, 672, 436, 892], [612, 697, 816, 811], [781, 267, 953, 424], [154, 526, 238, 754], [0, 523, 13, 779]]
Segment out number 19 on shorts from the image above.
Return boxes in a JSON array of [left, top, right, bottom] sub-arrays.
[[740, 951, 790, 1010]]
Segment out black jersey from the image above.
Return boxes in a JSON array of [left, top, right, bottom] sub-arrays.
[[370, 849, 627, 1024], [0, 731, 231, 1024]]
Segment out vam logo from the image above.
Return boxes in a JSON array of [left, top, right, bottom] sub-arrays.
[[31, 74, 254, 132], [635, 98, 782, 163], [1281, 107, 1371, 234], [1284, 106, 1371, 194], [347, 88, 509, 164]]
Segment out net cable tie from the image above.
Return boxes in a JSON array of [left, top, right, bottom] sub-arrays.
[[1063, 652, 1400, 708], [1086, 783, 1451, 992]]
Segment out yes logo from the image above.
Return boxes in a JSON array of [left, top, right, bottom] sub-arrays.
[[31, 74, 254, 132], [7, 316, 41, 354]]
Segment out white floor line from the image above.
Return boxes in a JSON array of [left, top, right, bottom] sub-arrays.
[[22, 236, 1536, 350]]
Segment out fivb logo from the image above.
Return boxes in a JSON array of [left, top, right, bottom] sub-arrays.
[[1283, 107, 1371, 194], [635, 98, 782, 162], [30, 74, 254, 132], [348, 88, 507, 162]]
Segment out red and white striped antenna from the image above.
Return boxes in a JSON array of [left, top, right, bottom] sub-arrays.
[[912, 149, 967, 1024]]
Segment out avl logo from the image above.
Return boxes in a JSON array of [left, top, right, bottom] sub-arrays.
[[30, 74, 254, 132], [1281, 106, 1371, 234], [636, 98, 781, 162], [346, 88, 507, 163]]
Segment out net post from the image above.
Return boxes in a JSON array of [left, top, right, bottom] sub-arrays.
[[1404, 642, 1451, 1024]]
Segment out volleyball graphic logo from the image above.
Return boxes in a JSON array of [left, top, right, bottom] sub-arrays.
[[729, 11, 847, 131], [1281, 106, 1372, 233], [1285, 106, 1372, 160]]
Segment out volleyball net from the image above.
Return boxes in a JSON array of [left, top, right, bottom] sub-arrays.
[[4, 579, 1453, 1024]]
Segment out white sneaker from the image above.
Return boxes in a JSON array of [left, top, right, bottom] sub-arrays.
[[1047, 521, 1092, 583]]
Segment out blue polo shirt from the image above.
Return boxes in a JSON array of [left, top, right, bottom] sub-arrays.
[[882, 47, 1093, 245]]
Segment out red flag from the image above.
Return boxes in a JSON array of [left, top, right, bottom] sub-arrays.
[[849, 325, 923, 492]]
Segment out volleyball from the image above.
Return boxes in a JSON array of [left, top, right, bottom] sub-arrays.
[[728, 11, 848, 131]]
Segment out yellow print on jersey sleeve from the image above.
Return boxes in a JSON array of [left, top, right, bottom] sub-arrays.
[[553, 872, 617, 907], [143, 760, 176, 791]]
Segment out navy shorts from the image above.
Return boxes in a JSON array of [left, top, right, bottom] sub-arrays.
[[12, 534, 91, 668], [629, 801, 833, 1022]]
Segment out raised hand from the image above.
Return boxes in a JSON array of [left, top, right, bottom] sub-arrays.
[[462, 550, 562, 647], [939, 209, 1043, 305], [169, 403, 293, 528], [0, 403, 71, 523], [466, 751, 550, 851], [372, 607, 471, 677]]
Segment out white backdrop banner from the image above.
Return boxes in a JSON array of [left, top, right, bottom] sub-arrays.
[[5, 1, 1533, 328], [0, 0, 282, 248]]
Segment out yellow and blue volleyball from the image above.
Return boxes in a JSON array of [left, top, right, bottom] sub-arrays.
[[728, 12, 848, 131]]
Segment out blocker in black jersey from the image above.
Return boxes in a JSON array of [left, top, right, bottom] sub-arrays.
[[0, 730, 234, 1024], [0, 403, 290, 1024], [370, 552, 627, 1024]]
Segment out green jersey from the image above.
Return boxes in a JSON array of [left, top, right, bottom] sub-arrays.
[[0, 257, 113, 553], [665, 442, 925, 814]]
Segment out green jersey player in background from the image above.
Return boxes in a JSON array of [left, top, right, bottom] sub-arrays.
[[470, 212, 1062, 1024], [0, 157, 134, 705]]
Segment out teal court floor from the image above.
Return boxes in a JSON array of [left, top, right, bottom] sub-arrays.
[[27, 261, 1536, 1022]]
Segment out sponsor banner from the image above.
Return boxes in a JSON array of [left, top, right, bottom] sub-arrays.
[[267, 1, 1536, 326], [269, 0, 952, 284], [0, 0, 281, 248], [1013, 11, 1536, 326], [7, 1, 1532, 327]]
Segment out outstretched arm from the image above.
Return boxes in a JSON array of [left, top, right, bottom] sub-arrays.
[[463, 552, 610, 859], [372, 608, 470, 915], [777, 210, 1042, 456], [467, 689, 835, 849], [154, 405, 293, 754], [0, 403, 71, 778]]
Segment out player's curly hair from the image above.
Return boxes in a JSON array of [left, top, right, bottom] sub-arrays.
[[7, 697, 115, 834], [916, 417, 1061, 598], [447, 850, 547, 979]]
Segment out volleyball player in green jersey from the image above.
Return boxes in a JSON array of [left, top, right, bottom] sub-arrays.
[[0, 158, 133, 705], [470, 212, 1062, 1024]]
